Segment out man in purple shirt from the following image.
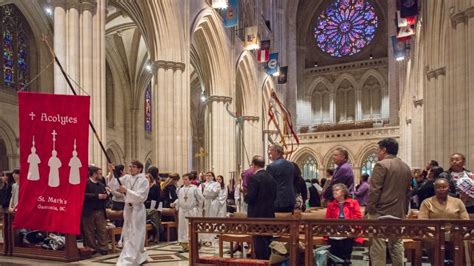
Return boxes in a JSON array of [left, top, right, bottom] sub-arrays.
[[323, 148, 354, 202]]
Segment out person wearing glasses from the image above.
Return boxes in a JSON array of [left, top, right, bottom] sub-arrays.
[[108, 160, 150, 265]]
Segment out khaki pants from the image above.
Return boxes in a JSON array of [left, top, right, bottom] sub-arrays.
[[82, 209, 108, 252], [368, 214, 404, 266]]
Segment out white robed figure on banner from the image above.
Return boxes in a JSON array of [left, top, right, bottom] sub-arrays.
[[27, 136, 41, 181], [48, 130, 61, 187], [68, 139, 82, 185], [172, 177, 204, 247], [108, 162, 150, 266]]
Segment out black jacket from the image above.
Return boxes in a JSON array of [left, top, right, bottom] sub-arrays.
[[308, 185, 321, 207], [267, 158, 295, 208], [245, 169, 277, 218], [83, 179, 108, 216]]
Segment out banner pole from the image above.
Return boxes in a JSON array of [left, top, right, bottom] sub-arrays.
[[42, 36, 121, 184]]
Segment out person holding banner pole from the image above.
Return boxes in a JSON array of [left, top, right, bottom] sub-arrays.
[[108, 160, 150, 265]]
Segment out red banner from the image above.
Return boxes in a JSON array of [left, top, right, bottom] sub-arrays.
[[14, 92, 90, 235]]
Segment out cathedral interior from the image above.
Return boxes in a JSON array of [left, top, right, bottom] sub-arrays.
[[0, 0, 474, 264]]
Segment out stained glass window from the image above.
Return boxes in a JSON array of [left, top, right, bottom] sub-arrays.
[[314, 0, 378, 57], [1, 5, 29, 90], [144, 82, 152, 133], [301, 155, 318, 180], [361, 152, 377, 176]]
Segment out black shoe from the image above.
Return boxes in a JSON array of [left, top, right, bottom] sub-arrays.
[[99, 250, 108, 255]]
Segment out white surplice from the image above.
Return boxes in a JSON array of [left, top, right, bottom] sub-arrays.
[[201, 181, 220, 217], [212, 186, 228, 218], [109, 173, 150, 266], [174, 185, 204, 243]]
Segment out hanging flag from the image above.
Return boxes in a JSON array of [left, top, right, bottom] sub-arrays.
[[399, 0, 418, 18], [391, 36, 406, 60], [257, 49, 269, 62], [244, 26, 259, 50], [397, 25, 415, 40], [223, 0, 239, 28], [260, 40, 271, 50], [15, 92, 90, 235], [265, 53, 279, 75], [278, 66, 288, 84], [397, 10, 416, 27]]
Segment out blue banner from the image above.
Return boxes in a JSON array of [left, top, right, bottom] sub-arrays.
[[224, 0, 239, 28], [265, 53, 279, 75]]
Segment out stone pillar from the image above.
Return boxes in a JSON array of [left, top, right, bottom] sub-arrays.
[[355, 89, 362, 121], [153, 60, 190, 174], [53, 0, 67, 94], [91, 0, 107, 169], [67, 1, 80, 92], [387, 0, 399, 125], [53, 0, 106, 167], [205, 96, 234, 176], [329, 92, 336, 123]]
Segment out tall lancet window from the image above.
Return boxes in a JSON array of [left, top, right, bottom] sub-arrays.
[[301, 155, 318, 180], [1, 4, 29, 90], [144, 82, 152, 133], [361, 152, 377, 176]]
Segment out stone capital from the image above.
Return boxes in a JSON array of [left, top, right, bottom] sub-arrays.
[[80, 0, 97, 11], [242, 116, 259, 122], [426, 66, 446, 81], [154, 60, 185, 71], [65, 0, 81, 9], [413, 98, 423, 108], [205, 95, 232, 104]]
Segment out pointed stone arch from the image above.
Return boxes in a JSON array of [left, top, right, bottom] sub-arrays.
[[191, 8, 232, 96], [291, 146, 323, 168], [106, 140, 125, 165], [306, 76, 333, 100], [0, 119, 18, 170], [333, 73, 358, 91], [355, 143, 379, 167], [236, 51, 259, 116]]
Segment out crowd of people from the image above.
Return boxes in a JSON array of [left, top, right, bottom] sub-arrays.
[[1, 137, 473, 265]]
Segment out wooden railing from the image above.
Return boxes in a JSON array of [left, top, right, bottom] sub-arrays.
[[188, 217, 300, 265], [189, 217, 472, 266]]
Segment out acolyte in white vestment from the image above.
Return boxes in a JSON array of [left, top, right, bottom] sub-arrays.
[[109, 173, 150, 266]]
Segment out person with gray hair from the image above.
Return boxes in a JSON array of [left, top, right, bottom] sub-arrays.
[[267, 144, 295, 212], [245, 155, 277, 259]]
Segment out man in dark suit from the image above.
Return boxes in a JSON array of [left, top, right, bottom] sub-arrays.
[[266, 144, 295, 212], [245, 155, 277, 259]]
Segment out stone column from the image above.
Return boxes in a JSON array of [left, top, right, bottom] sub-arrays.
[[53, 0, 67, 94], [355, 89, 362, 121], [329, 92, 336, 123], [67, 1, 80, 92], [387, 0, 399, 125], [53, 0, 106, 167], [91, 0, 107, 169], [153, 60, 189, 174], [205, 96, 234, 176]]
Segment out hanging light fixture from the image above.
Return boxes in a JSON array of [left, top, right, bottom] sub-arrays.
[[212, 0, 228, 9]]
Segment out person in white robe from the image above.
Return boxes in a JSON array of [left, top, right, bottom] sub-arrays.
[[213, 175, 228, 217], [201, 172, 220, 217], [171, 173, 204, 252], [200, 172, 220, 245], [108, 161, 150, 266]]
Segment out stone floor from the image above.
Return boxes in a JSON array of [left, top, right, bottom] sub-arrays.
[[0, 241, 436, 265]]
